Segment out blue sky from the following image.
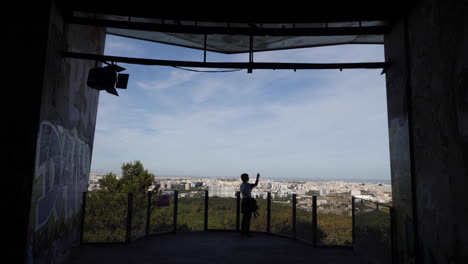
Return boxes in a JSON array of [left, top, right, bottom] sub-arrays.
[[90, 34, 390, 181]]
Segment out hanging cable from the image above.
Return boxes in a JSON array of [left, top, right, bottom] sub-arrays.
[[172, 66, 243, 73]]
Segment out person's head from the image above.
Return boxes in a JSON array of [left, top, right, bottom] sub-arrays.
[[241, 173, 249, 182]]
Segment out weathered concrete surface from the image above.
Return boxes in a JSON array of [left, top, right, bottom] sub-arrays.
[[384, 16, 416, 264], [385, 0, 468, 263], [24, 3, 106, 264], [407, 1, 468, 263], [68, 232, 363, 264]]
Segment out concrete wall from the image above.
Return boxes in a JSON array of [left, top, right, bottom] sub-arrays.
[[385, 0, 468, 263], [24, 3, 105, 264], [5, 2, 52, 262], [407, 1, 468, 263], [384, 16, 417, 264]]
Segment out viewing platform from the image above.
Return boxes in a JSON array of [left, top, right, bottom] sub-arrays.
[[76, 191, 393, 263], [69, 232, 363, 264]]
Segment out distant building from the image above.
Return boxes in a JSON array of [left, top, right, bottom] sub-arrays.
[[252, 191, 268, 199], [209, 185, 235, 197], [159, 181, 172, 189], [320, 189, 329, 196], [88, 173, 106, 190], [378, 185, 392, 193], [354, 194, 377, 202], [278, 190, 293, 198], [185, 183, 190, 190]]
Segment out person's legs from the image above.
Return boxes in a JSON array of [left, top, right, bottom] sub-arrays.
[[241, 198, 248, 235], [244, 210, 252, 236], [241, 211, 252, 234], [241, 213, 247, 234]]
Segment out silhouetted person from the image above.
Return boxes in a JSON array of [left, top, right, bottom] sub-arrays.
[[240, 172, 260, 237]]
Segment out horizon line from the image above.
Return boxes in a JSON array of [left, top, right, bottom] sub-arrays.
[[89, 172, 390, 183]]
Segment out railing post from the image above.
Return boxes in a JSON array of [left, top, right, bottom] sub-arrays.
[[146, 192, 152, 236], [352, 196, 356, 250], [204, 190, 209, 231], [292, 194, 297, 239], [126, 192, 134, 243], [376, 203, 380, 210], [79, 192, 87, 245], [267, 192, 271, 233], [390, 207, 396, 264], [312, 196, 317, 247], [173, 190, 178, 233], [236, 191, 240, 231]]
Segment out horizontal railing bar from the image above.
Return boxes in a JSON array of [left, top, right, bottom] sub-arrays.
[[315, 244, 354, 249], [62, 52, 388, 70], [352, 196, 392, 208], [67, 16, 390, 37], [206, 229, 239, 232], [80, 241, 127, 246]]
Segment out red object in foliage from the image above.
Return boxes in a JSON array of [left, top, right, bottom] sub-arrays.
[[156, 195, 170, 207]]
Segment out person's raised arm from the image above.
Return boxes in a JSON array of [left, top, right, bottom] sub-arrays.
[[252, 173, 260, 188]]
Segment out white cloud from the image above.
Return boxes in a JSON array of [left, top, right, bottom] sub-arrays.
[[137, 70, 196, 91], [106, 40, 137, 52], [188, 75, 256, 104], [104, 37, 143, 57]]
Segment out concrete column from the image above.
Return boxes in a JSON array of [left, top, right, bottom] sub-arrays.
[[13, 2, 107, 263], [385, 0, 468, 263]]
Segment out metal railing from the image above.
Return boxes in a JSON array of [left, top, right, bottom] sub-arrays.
[[80, 190, 393, 257], [80, 192, 128, 244], [316, 196, 353, 246], [353, 197, 394, 264]]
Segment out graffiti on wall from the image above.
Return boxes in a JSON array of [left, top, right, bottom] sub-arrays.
[[33, 121, 91, 231]]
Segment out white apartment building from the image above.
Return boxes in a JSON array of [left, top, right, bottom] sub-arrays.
[[209, 185, 236, 198]]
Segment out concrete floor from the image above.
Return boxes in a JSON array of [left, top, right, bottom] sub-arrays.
[[68, 232, 364, 264]]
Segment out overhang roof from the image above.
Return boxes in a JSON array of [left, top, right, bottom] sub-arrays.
[[60, 2, 407, 54]]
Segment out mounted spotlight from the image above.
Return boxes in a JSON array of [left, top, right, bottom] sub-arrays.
[[87, 63, 129, 96]]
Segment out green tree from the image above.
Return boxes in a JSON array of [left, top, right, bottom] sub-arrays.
[[85, 163, 353, 245], [98, 172, 120, 192], [84, 161, 156, 242], [120, 161, 155, 193], [96, 161, 156, 193]]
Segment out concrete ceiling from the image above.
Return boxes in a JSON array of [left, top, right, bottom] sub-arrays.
[[58, 1, 409, 54]]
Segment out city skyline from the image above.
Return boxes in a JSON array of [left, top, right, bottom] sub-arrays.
[[89, 173, 392, 204], [91, 35, 391, 181]]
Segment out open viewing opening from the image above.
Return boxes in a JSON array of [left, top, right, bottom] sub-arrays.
[[84, 34, 392, 249], [91, 34, 390, 183]]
